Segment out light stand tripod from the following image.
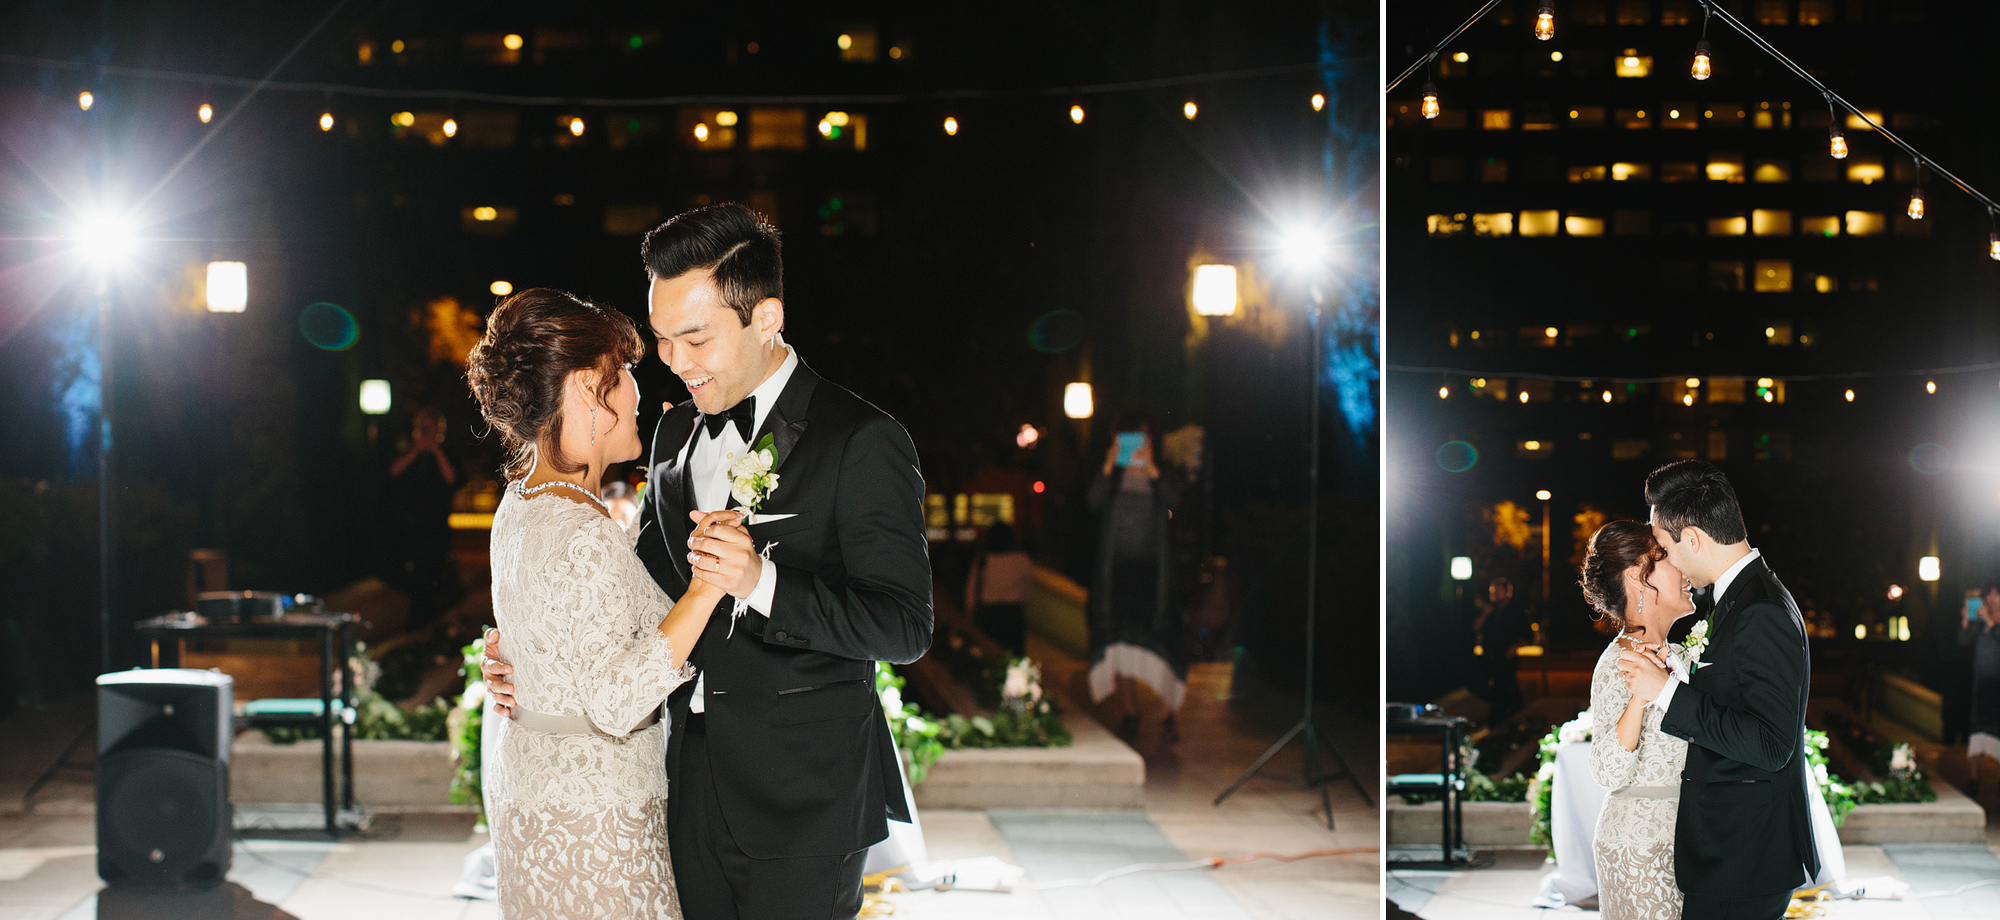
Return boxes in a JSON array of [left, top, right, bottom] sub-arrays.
[[1212, 296, 1370, 830]]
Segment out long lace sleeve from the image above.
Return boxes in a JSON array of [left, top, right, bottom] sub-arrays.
[[553, 522, 698, 738], [1589, 644, 1640, 790]]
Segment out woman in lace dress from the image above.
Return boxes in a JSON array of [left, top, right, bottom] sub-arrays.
[[467, 288, 728, 919], [1578, 521, 1698, 920]]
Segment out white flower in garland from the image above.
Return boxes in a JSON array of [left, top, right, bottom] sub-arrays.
[[1557, 712, 1593, 744]]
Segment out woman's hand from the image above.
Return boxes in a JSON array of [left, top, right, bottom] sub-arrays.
[[1102, 442, 1121, 477]]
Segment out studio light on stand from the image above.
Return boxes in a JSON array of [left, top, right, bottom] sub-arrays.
[[1212, 217, 1370, 830]]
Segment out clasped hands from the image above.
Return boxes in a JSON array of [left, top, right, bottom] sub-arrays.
[[1614, 637, 1672, 703]]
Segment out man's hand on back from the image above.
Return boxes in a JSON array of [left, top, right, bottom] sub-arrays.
[[482, 627, 517, 719]]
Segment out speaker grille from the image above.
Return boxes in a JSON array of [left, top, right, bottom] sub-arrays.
[[98, 749, 229, 887]]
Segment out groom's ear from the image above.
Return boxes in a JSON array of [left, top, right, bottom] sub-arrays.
[[754, 297, 784, 341]]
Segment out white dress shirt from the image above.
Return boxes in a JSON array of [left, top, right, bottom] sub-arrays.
[[1652, 547, 1760, 713], [687, 339, 797, 712]]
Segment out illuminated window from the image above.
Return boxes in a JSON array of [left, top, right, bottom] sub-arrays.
[[815, 111, 869, 151], [1806, 273, 1837, 293], [534, 29, 590, 63], [1708, 431, 1728, 460], [1472, 213, 1515, 237], [1845, 211, 1887, 236], [1616, 108, 1652, 129], [1613, 210, 1651, 235], [1614, 51, 1652, 77], [1481, 158, 1510, 182], [1565, 214, 1606, 237], [1798, 0, 1833, 23], [836, 26, 880, 62], [461, 205, 519, 235], [1754, 0, 1789, 25], [1660, 0, 1696, 25], [1661, 162, 1700, 182], [1568, 165, 1608, 183], [1517, 439, 1555, 459], [1437, 54, 1470, 77], [748, 107, 808, 150], [967, 493, 1014, 526], [1766, 323, 1795, 345], [451, 110, 519, 148], [1800, 215, 1840, 237], [1612, 162, 1652, 181], [1612, 438, 1651, 460], [1894, 214, 1932, 237], [1572, 0, 1608, 24], [606, 113, 664, 150], [1708, 261, 1746, 291], [1427, 213, 1467, 237], [1753, 260, 1793, 293], [1844, 109, 1885, 131], [1569, 106, 1606, 128], [1519, 210, 1560, 237], [1616, 0, 1650, 24], [1663, 105, 1699, 130], [1430, 157, 1467, 182], [603, 204, 663, 236], [1707, 154, 1746, 182], [1481, 109, 1513, 130], [1706, 215, 1747, 236], [1753, 159, 1792, 183], [1522, 109, 1559, 130], [464, 32, 523, 65], [1846, 156, 1885, 185], [680, 108, 738, 149], [1431, 109, 1468, 129], [1752, 209, 1793, 236], [1707, 378, 1746, 403]]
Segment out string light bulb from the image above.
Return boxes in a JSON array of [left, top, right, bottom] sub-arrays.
[[1535, 1, 1555, 40], [442, 118, 458, 137], [1908, 185, 1926, 220], [693, 122, 710, 142], [1828, 124, 1848, 159], [1989, 231, 2000, 261], [943, 116, 958, 136], [1692, 40, 1712, 80], [1926, 380, 1938, 394], [198, 103, 213, 123], [1183, 100, 1198, 119], [1311, 92, 1326, 112], [1421, 82, 1440, 120], [319, 112, 335, 131], [1070, 104, 1085, 124], [78, 90, 93, 110], [1845, 389, 1856, 402], [569, 117, 585, 136]]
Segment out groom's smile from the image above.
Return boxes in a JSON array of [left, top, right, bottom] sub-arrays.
[[647, 267, 788, 416]]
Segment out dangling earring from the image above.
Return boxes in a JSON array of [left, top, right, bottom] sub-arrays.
[[590, 409, 597, 445]]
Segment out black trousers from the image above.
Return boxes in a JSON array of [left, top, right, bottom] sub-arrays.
[[1680, 889, 1795, 920], [670, 724, 868, 920]]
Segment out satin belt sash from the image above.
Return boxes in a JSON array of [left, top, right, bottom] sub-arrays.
[[513, 706, 659, 737], [1609, 785, 1681, 799]]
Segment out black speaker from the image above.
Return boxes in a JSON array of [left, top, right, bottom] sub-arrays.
[[96, 669, 233, 888]]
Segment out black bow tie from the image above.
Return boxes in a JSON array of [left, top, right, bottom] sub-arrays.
[[702, 397, 756, 442]]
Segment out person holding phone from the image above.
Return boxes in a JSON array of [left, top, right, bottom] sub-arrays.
[[1085, 411, 1185, 743], [1960, 581, 2000, 791]]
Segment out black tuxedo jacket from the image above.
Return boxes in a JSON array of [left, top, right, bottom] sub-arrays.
[[1659, 555, 1819, 899], [634, 358, 933, 860]]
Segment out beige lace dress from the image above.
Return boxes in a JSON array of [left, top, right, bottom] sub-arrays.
[[486, 487, 698, 920], [1589, 640, 1690, 920]]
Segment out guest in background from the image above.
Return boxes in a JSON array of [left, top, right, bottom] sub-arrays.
[[1960, 581, 2000, 792], [1085, 412, 1185, 743], [1471, 577, 1533, 727], [387, 407, 461, 628], [964, 522, 1033, 657], [602, 479, 643, 532]]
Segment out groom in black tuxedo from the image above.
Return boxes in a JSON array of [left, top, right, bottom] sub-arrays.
[[487, 204, 933, 920], [1619, 460, 1818, 920]]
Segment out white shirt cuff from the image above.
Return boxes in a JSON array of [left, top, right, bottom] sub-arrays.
[[1650, 675, 1682, 712], [745, 555, 778, 617]]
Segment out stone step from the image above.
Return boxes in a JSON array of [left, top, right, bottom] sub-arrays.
[[231, 733, 461, 809], [911, 705, 1146, 810]]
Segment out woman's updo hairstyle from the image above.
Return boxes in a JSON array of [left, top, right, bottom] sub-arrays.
[[1579, 520, 1662, 633], [465, 287, 644, 481]]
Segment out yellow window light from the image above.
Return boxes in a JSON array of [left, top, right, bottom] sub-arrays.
[[715, 111, 739, 127], [490, 280, 513, 296], [503, 33, 524, 51], [1191, 264, 1238, 316]]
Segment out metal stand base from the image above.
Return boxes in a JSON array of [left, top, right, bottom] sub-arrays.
[[1212, 716, 1371, 830]]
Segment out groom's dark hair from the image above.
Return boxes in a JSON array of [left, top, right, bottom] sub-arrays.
[[1645, 460, 1748, 545], [641, 203, 783, 326]]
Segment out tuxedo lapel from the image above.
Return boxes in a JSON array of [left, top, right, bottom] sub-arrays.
[[652, 403, 700, 585], [1708, 557, 1766, 639], [752, 358, 819, 479]]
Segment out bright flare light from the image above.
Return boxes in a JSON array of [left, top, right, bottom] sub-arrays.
[[1920, 556, 1941, 582], [1277, 222, 1327, 273], [1450, 556, 1474, 580], [71, 210, 138, 267], [1191, 264, 1238, 316], [1536, 489, 1552, 501], [1887, 584, 1905, 600], [359, 379, 393, 415], [1015, 424, 1040, 448], [198, 103, 213, 123], [490, 280, 513, 296], [205, 261, 247, 313], [1063, 382, 1094, 419]]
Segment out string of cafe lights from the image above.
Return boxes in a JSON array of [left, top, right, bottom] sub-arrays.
[[1391, 360, 2000, 406], [9, 50, 1333, 139], [1387, 0, 2000, 262]]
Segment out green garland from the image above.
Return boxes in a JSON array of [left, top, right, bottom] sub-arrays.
[[875, 656, 1071, 783], [449, 638, 485, 822]]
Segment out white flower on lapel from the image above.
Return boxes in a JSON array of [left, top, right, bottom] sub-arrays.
[[727, 433, 780, 511], [1678, 617, 1713, 673]]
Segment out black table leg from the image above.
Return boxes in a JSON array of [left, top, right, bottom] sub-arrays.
[[319, 631, 336, 836], [158, 636, 180, 669], [339, 623, 354, 813]]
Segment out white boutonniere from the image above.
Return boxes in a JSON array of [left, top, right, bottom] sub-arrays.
[[1678, 617, 1713, 673], [728, 433, 780, 513]]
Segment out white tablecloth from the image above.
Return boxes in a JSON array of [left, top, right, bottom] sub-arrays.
[[1535, 739, 1847, 908]]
